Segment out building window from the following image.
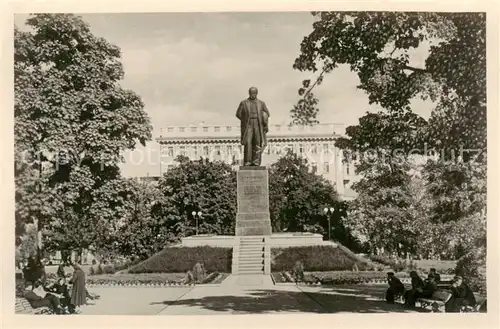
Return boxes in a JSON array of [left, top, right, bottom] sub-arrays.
[[203, 146, 209, 156], [275, 125, 281, 131], [167, 127, 174, 133], [311, 145, 317, 154], [191, 127, 197, 132], [323, 143, 329, 154], [324, 162, 330, 173], [179, 146, 186, 156], [288, 144, 293, 152], [179, 127, 185, 132], [299, 144, 304, 154], [167, 146, 174, 157], [227, 145, 232, 155], [226, 126, 232, 132], [311, 163, 318, 174], [346, 165, 350, 175], [214, 126, 220, 132], [215, 145, 221, 155], [167, 165, 174, 171], [203, 127, 209, 132]]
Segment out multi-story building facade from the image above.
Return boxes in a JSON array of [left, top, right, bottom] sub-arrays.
[[155, 122, 358, 200]]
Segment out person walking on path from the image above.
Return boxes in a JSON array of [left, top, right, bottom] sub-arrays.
[[69, 262, 87, 310]]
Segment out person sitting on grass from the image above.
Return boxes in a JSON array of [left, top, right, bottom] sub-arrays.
[[23, 280, 65, 314], [429, 268, 441, 284], [445, 276, 477, 313], [385, 272, 405, 304], [403, 271, 424, 308]]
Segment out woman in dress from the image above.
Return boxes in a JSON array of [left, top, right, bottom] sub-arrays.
[[69, 262, 87, 310]]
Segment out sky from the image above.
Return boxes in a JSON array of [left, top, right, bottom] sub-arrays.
[[14, 12, 435, 177]]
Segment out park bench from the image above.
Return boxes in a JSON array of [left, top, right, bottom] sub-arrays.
[[416, 290, 486, 313], [15, 297, 52, 315], [416, 290, 452, 312]]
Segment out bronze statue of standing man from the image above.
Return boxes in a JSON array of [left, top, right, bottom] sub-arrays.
[[236, 87, 270, 166]]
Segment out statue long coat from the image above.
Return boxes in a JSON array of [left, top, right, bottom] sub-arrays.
[[235, 98, 270, 149]]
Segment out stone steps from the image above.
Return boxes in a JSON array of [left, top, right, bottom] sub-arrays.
[[236, 237, 265, 274]]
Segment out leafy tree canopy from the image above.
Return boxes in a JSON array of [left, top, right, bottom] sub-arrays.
[[14, 14, 152, 254], [293, 12, 486, 156]]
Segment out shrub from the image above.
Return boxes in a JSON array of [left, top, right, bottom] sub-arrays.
[[192, 262, 206, 283], [96, 264, 103, 275], [89, 266, 96, 276], [185, 271, 194, 283], [103, 264, 115, 274], [292, 260, 305, 282], [455, 248, 486, 293], [271, 246, 369, 272], [128, 247, 232, 273]]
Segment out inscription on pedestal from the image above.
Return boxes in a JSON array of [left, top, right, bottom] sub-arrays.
[[236, 168, 272, 236]]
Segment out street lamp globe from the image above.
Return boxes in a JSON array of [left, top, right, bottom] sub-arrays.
[[191, 211, 196, 216], [323, 207, 328, 213], [330, 207, 335, 213], [197, 211, 202, 217]]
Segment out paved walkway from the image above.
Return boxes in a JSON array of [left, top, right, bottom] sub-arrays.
[[80, 275, 421, 315]]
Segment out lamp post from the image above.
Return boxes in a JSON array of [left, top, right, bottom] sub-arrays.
[[323, 207, 335, 241], [191, 211, 202, 236]]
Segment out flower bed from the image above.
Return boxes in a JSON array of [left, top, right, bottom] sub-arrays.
[[85, 271, 227, 286], [276, 271, 413, 285], [86, 273, 188, 286]]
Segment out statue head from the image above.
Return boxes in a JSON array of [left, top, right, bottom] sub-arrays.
[[248, 87, 258, 100]]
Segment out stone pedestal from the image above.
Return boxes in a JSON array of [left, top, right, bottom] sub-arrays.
[[235, 166, 272, 236]]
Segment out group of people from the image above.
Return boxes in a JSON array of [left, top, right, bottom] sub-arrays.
[[22, 262, 87, 315], [385, 268, 478, 312]]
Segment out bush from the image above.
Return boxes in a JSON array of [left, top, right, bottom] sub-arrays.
[[128, 247, 232, 273], [96, 264, 103, 275], [89, 266, 96, 275], [455, 248, 486, 293], [103, 264, 115, 274], [192, 262, 206, 283], [292, 260, 305, 282], [271, 246, 369, 272]]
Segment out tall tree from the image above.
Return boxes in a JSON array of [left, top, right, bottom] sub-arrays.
[[14, 14, 152, 257], [268, 151, 342, 236], [293, 12, 486, 159], [155, 156, 237, 238]]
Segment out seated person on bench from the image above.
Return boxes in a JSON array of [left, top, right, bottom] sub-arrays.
[[403, 271, 424, 308], [421, 273, 439, 299], [23, 280, 64, 314], [429, 268, 441, 284], [445, 276, 476, 313], [385, 272, 405, 304]]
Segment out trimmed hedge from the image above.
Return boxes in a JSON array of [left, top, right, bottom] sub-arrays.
[[271, 245, 370, 272], [128, 246, 232, 273]]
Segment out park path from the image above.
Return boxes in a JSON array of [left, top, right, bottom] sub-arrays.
[[80, 275, 419, 315]]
